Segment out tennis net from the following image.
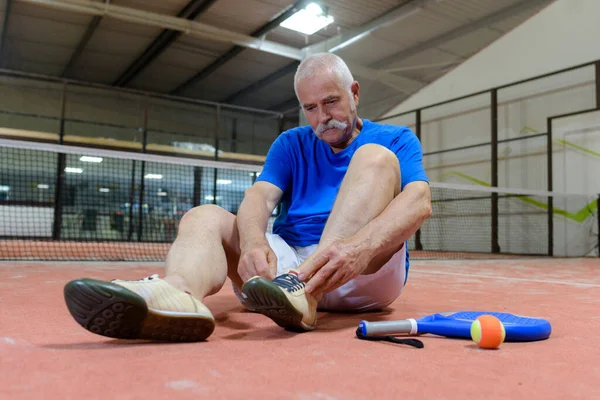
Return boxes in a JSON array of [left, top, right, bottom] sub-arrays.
[[1, 138, 598, 261]]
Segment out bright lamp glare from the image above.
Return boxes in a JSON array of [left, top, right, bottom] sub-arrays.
[[216, 179, 232, 185], [305, 3, 322, 15], [65, 167, 83, 173], [80, 156, 103, 163], [144, 174, 163, 180], [280, 3, 334, 35]]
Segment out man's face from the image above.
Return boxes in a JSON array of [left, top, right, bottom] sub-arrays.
[[296, 70, 360, 148]]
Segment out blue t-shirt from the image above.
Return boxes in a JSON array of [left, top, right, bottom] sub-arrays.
[[256, 119, 429, 270]]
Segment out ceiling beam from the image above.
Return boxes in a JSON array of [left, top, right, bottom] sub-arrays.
[[113, 0, 217, 87], [170, 0, 311, 96], [19, 0, 303, 60], [371, 0, 553, 69], [222, 61, 299, 104], [61, 15, 102, 77], [0, 0, 13, 68], [344, 61, 425, 94], [302, 0, 444, 56]]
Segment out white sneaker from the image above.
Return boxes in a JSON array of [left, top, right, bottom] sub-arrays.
[[241, 270, 317, 331], [64, 274, 215, 342]]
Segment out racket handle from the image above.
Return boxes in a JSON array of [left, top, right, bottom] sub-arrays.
[[358, 319, 418, 337]]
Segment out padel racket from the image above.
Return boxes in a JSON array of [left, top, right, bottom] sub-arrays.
[[358, 311, 552, 342]]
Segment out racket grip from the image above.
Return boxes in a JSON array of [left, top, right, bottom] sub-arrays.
[[358, 319, 418, 337]]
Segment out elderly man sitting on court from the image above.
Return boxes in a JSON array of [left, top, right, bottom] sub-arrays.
[[64, 53, 432, 342]]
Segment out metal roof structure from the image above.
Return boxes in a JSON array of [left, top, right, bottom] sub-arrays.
[[0, 0, 554, 121]]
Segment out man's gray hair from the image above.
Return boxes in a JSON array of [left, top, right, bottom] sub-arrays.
[[294, 53, 354, 98]]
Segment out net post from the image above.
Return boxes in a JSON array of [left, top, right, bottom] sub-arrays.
[[595, 61, 600, 109], [597, 194, 600, 257], [52, 82, 68, 240], [136, 105, 149, 242], [547, 117, 553, 256], [127, 160, 136, 241], [415, 109, 423, 251], [491, 89, 499, 253], [215, 104, 221, 162], [193, 167, 202, 207], [212, 105, 220, 205]]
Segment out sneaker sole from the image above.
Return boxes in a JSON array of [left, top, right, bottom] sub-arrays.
[[64, 279, 215, 342], [241, 277, 314, 332]]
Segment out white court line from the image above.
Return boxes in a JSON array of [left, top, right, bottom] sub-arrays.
[[410, 269, 600, 288]]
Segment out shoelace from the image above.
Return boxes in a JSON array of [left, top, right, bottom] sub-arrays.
[[272, 273, 305, 293]]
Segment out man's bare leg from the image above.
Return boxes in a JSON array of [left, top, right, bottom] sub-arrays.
[[162, 204, 244, 299], [63, 204, 245, 342], [311, 143, 402, 274]]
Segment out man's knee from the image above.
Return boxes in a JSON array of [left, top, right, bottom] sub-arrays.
[[351, 144, 400, 177], [178, 204, 233, 233], [350, 144, 400, 193]]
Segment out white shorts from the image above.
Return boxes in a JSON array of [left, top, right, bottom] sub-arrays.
[[234, 233, 407, 312]]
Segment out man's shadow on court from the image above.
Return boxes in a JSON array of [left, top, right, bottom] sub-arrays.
[[216, 296, 423, 341]]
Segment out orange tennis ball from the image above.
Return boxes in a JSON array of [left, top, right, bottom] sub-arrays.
[[470, 315, 506, 349]]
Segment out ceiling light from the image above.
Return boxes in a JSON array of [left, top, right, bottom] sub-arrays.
[[99, 188, 110, 193], [0, 185, 9, 192], [144, 174, 163, 180], [157, 191, 167, 196], [216, 179, 232, 185], [204, 195, 222, 201], [37, 184, 49, 189], [65, 167, 83, 173], [280, 2, 334, 35], [80, 156, 103, 163]]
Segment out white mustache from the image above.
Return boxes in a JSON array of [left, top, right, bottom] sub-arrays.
[[315, 119, 348, 136]]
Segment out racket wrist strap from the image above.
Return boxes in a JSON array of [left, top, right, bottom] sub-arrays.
[[355, 327, 424, 349]]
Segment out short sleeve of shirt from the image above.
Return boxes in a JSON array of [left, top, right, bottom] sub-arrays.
[[255, 132, 293, 193], [391, 127, 429, 190]]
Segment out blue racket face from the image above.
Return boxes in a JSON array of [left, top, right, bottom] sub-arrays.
[[438, 311, 547, 326], [417, 311, 552, 341]]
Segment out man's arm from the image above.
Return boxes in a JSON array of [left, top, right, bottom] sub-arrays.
[[354, 180, 431, 257], [236, 181, 283, 281]]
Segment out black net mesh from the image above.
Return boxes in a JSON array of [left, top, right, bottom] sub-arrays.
[[1, 141, 598, 261]]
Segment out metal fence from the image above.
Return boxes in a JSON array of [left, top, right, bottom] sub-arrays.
[[376, 60, 600, 257]]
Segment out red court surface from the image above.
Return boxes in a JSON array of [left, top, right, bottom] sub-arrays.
[[1, 258, 599, 399]]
